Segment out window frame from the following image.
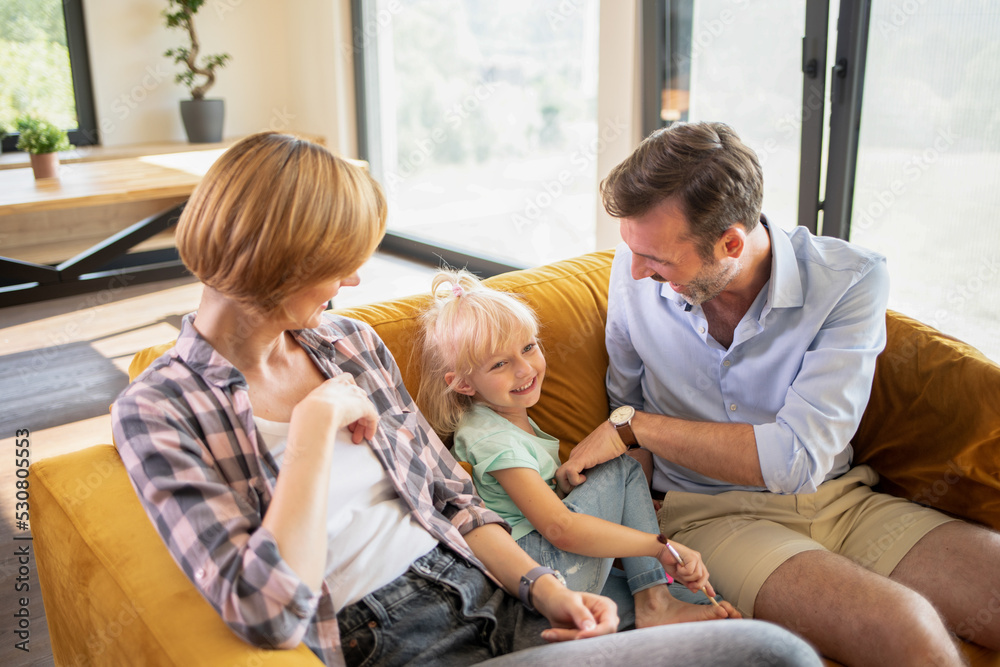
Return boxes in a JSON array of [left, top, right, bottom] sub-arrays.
[[350, 0, 591, 277], [1, 0, 98, 152], [641, 0, 870, 239]]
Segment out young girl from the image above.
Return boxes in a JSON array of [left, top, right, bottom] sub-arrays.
[[418, 270, 739, 629]]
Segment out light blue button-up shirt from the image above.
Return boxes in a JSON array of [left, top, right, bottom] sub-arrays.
[[606, 220, 889, 495]]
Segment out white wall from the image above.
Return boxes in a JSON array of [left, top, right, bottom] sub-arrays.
[[81, 0, 358, 155], [595, 0, 643, 249]]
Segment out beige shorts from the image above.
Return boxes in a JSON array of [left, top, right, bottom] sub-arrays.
[[657, 465, 956, 618]]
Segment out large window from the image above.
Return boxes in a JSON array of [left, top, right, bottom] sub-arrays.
[[850, 1, 1000, 360], [354, 0, 600, 270], [0, 0, 96, 150], [652, 0, 809, 231], [648, 0, 999, 361]]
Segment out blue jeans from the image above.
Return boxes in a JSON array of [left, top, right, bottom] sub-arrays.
[[516, 455, 708, 627], [336, 545, 822, 667]]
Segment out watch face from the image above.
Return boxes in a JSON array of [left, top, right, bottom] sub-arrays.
[[609, 405, 635, 425]]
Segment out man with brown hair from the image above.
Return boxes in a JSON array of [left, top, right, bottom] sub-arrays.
[[558, 121, 1000, 666]]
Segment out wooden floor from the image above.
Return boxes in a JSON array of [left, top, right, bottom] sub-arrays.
[[0, 251, 439, 667]]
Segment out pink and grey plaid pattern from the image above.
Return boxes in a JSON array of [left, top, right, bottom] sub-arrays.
[[113, 313, 506, 666]]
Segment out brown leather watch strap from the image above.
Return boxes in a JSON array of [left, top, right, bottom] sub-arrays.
[[615, 422, 639, 449]]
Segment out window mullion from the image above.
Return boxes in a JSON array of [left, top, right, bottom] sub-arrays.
[[822, 0, 871, 239], [797, 0, 830, 234]]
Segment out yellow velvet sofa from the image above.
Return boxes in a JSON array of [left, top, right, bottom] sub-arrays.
[[31, 249, 1000, 666]]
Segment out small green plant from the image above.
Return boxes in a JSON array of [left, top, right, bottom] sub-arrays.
[[163, 0, 232, 100], [15, 116, 73, 154]]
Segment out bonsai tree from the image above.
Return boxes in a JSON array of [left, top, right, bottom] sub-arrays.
[[15, 116, 73, 155], [163, 0, 232, 100]]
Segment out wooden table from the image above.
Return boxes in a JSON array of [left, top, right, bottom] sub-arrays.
[[0, 148, 224, 307]]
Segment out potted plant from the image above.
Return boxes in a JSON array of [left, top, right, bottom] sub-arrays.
[[16, 116, 73, 180], [163, 0, 232, 143]]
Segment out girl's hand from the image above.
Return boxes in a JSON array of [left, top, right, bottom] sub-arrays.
[[658, 540, 716, 598], [531, 575, 619, 642], [290, 374, 379, 449]]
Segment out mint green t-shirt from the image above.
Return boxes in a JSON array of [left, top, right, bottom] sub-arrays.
[[452, 403, 560, 541]]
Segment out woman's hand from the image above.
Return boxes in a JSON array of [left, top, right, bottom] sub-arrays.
[[531, 575, 619, 642], [291, 373, 379, 448], [658, 540, 715, 598]]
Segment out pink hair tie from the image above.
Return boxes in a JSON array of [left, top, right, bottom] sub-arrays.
[[452, 284, 464, 298]]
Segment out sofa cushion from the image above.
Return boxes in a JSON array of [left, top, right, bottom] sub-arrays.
[[852, 311, 1000, 530], [337, 250, 615, 463]]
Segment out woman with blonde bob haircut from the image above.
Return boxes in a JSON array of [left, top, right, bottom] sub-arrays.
[[112, 132, 821, 667], [175, 132, 386, 313]]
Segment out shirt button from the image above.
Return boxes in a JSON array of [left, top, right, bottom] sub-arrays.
[[698, 326, 706, 334], [195, 568, 205, 580], [368, 620, 378, 629], [723, 359, 731, 367], [730, 404, 737, 411]]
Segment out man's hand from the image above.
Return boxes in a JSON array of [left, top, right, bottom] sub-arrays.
[[532, 575, 619, 642], [555, 420, 626, 493]]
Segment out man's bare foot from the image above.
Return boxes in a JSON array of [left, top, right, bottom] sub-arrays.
[[634, 584, 740, 628]]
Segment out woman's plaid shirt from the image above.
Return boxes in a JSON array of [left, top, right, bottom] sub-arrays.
[[112, 313, 507, 666]]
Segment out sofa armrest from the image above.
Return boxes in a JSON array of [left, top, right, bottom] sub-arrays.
[[32, 445, 322, 666]]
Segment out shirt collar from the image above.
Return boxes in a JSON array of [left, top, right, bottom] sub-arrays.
[[763, 215, 804, 310], [173, 313, 344, 390]]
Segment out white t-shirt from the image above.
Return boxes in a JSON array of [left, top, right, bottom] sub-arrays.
[[254, 416, 438, 611]]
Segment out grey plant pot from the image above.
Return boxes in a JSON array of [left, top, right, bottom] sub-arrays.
[[180, 99, 225, 143]]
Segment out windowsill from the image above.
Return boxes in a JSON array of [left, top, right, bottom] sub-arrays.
[[0, 134, 326, 171]]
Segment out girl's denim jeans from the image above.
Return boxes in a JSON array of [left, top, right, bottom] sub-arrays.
[[515, 454, 708, 627]]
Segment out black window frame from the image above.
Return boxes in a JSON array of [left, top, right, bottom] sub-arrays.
[[642, 0, 870, 239], [1, 0, 98, 152]]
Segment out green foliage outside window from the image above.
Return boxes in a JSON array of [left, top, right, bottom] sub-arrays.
[[0, 0, 78, 135]]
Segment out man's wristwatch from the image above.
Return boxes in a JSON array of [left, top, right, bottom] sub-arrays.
[[609, 405, 640, 450], [518, 566, 566, 612]]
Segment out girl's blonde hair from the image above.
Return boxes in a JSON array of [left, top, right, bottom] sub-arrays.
[[176, 132, 387, 313], [418, 270, 539, 436]]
